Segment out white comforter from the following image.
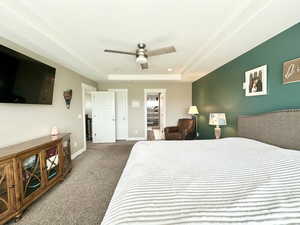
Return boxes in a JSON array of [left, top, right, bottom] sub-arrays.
[[101, 138, 300, 225]]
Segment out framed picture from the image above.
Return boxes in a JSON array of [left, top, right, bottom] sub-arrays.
[[244, 65, 267, 96], [283, 57, 300, 84]]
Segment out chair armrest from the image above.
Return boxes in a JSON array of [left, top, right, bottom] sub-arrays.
[[164, 126, 179, 133]]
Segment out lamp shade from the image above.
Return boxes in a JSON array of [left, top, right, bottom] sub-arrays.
[[209, 113, 227, 126], [188, 106, 199, 115]]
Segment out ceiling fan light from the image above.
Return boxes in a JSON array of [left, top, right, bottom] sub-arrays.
[[136, 55, 147, 64]]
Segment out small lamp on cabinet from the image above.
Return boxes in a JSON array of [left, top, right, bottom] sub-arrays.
[[209, 113, 227, 139]]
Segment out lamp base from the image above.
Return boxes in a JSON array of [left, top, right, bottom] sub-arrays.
[[192, 115, 197, 138], [214, 127, 221, 139]]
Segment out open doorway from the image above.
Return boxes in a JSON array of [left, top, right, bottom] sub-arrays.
[[81, 83, 97, 151], [144, 89, 166, 140]]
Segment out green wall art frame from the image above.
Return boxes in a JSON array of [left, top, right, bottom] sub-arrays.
[[283, 57, 300, 84], [244, 65, 267, 97]]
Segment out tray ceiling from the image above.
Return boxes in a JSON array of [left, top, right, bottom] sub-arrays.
[[1, 0, 300, 81]]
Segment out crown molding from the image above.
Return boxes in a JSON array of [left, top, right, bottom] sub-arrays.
[[108, 74, 182, 81], [179, 0, 274, 79], [0, 2, 98, 81]]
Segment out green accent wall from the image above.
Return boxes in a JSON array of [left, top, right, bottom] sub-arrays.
[[192, 23, 300, 139]]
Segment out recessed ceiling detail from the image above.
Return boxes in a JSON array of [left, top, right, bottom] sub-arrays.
[[108, 74, 181, 81], [1, 0, 300, 82]]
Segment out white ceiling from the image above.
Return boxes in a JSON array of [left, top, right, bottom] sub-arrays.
[[1, 0, 300, 82]]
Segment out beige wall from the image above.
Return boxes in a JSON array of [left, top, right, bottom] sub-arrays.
[[0, 38, 97, 154], [99, 81, 192, 138]]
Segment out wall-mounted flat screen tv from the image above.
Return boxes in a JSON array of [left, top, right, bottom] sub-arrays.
[[0, 45, 56, 104]]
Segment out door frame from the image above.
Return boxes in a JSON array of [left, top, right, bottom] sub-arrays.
[[108, 89, 129, 140], [81, 83, 97, 152], [144, 89, 167, 140]]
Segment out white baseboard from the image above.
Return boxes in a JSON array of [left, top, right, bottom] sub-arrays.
[[126, 137, 146, 141], [71, 148, 86, 160]]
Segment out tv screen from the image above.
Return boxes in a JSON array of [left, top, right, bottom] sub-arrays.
[[0, 45, 56, 104]]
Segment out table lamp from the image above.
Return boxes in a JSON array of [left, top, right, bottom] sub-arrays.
[[188, 106, 199, 137], [209, 113, 227, 139]]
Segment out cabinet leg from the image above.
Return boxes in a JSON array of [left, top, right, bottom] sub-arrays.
[[14, 211, 23, 223], [60, 175, 66, 182]]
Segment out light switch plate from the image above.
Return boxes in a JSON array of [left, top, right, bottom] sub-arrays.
[[131, 100, 140, 108]]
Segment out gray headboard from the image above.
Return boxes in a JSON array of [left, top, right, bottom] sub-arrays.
[[238, 109, 300, 150]]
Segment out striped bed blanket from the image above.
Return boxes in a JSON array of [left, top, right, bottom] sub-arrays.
[[101, 138, 300, 225]]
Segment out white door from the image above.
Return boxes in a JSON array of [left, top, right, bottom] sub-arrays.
[[92, 91, 116, 143], [109, 89, 128, 140]]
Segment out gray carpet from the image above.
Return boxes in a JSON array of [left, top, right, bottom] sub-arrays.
[[8, 141, 134, 225]]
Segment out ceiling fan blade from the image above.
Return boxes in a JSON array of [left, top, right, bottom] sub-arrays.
[[140, 63, 149, 70], [147, 46, 176, 57], [104, 49, 136, 56]]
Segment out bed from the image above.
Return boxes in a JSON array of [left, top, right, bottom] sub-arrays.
[[101, 110, 300, 225]]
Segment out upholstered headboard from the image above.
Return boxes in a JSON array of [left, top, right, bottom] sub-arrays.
[[238, 109, 300, 150]]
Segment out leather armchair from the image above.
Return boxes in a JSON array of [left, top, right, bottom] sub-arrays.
[[164, 119, 195, 140]]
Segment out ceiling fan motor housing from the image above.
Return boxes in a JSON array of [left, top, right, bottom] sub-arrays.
[[136, 43, 148, 64], [136, 43, 147, 57]]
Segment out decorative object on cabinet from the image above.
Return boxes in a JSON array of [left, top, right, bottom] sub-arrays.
[[283, 57, 300, 84], [63, 89, 73, 109], [188, 106, 199, 138], [0, 133, 71, 224], [243, 65, 267, 96], [51, 126, 59, 136]]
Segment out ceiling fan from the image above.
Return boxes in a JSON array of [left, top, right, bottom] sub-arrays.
[[104, 43, 176, 70]]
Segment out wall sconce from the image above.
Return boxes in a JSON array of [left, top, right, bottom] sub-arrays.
[[63, 89, 72, 109]]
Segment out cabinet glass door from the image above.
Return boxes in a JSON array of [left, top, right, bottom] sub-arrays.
[[22, 154, 42, 198], [0, 162, 15, 219], [45, 146, 60, 182], [0, 166, 9, 214]]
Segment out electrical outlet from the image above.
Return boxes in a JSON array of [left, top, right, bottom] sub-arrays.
[[74, 142, 78, 147], [134, 130, 138, 135]]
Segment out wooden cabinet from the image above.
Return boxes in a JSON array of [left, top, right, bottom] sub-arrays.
[[0, 133, 71, 225]]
